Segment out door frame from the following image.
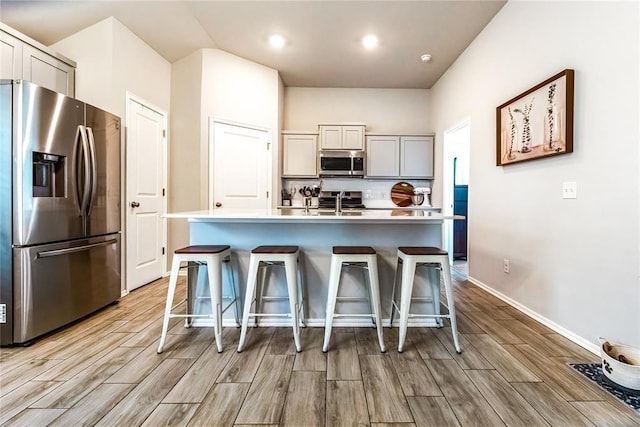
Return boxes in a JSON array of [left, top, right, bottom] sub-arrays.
[[208, 117, 273, 210], [124, 92, 168, 294], [443, 118, 470, 265]]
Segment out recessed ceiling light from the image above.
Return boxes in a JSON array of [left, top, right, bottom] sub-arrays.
[[420, 54, 432, 63], [269, 34, 286, 48], [362, 35, 379, 50]]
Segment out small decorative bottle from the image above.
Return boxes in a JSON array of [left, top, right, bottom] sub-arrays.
[[543, 83, 559, 152], [515, 100, 534, 153], [507, 107, 518, 160]]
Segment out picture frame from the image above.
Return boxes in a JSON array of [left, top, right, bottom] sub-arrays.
[[496, 69, 574, 166]]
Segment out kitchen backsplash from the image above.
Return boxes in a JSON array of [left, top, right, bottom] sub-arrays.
[[282, 178, 433, 208]]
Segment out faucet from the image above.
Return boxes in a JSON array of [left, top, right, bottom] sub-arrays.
[[335, 191, 345, 213]]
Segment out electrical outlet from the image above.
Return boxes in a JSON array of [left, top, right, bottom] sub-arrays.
[[562, 181, 577, 199], [503, 259, 510, 274], [0, 304, 6, 323]]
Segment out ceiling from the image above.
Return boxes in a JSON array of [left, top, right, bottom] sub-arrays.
[[0, 0, 506, 89]]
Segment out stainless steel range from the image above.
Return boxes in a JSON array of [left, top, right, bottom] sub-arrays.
[[318, 191, 366, 210], [0, 80, 122, 345]]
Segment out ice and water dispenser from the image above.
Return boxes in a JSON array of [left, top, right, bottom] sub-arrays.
[[32, 152, 65, 197]]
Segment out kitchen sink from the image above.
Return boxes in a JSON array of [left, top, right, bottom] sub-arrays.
[[278, 208, 364, 216], [317, 209, 363, 216]]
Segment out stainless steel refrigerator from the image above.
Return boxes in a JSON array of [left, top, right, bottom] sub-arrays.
[[0, 80, 121, 345]]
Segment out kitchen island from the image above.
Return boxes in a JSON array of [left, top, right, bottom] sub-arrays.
[[166, 208, 460, 326]]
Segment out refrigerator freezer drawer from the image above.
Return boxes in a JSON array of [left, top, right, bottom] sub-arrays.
[[9, 234, 121, 344]]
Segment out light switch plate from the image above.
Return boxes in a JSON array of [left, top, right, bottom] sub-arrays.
[[562, 181, 577, 199]]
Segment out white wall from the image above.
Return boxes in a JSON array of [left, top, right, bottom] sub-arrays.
[[111, 19, 171, 116], [52, 17, 171, 117], [169, 50, 203, 262], [284, 87, 430, 133], [430, 1, 639, 347], [51, 18, 114, 112]]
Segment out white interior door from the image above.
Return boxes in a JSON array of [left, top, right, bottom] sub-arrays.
[[211, 121, 270, 209], [126, 96, 167, 291]]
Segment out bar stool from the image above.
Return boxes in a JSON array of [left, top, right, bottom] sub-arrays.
[[158, 245, 239, 354], [237, 246, 305, 353], [323, 246, 385, 353], [390, 246, 461, 354]]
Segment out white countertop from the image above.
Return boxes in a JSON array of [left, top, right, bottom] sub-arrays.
[[165, 208, 462, 223]]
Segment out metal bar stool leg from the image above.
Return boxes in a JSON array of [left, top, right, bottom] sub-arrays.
[[225, 257, 241, 327], [206, 255, 224, 353], [427, 266, 443, 327], [238, 256, 260, 352], [284, 255, 302, 352], [158, 256, 182, 354], [441, 261, 461, 353], [322, 255, 342, 352], [389, 257, 402, 327], [367, 254, 386, 353], [297, 256, 306, 327], [398, 257, 417, 353]]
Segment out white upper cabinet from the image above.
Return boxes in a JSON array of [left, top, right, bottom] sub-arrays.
[[319, 125, 365, 150], [282, 133, 318, 177], [1, 24, 75, 97], [1, 31, 23, 80], [400, 136, 434, 178], [366, 136, 400, 177], [366, 134, 434, 178], [22, 45, 75, 97]]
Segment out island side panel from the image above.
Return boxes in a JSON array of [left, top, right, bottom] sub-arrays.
[[187, 220, 444, 326]]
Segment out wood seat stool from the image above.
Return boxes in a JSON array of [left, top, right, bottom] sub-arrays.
[[157, 245, 239, 354], [323, 246, 386, 353], [237, 245, 305, 353], [390, 246, 461, 353]]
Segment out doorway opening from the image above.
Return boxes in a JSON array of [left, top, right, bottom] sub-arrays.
[[443, 120, 470, 275]]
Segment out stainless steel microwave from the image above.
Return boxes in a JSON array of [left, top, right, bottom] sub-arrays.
[[318, 150, 365, 177]]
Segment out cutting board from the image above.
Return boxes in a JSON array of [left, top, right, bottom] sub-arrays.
[[391, 182, 414, 207]]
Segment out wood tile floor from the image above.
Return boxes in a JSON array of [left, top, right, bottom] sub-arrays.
[[1, 268, 638, 426]]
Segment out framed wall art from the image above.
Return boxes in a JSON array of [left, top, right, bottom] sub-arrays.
[[496, 69, 574, 166]]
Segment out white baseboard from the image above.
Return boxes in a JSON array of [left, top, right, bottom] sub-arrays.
[[120, 289, 129, 298], [467, 276, 599, 355]]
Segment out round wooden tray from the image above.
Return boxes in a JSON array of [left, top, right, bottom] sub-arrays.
[[391, 182, 414, 207]]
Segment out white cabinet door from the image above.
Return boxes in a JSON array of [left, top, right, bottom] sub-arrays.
[[319, 125, 342, 149], [320, 125, 365, 150], [366, 136, 399, 177], [22, 44, 75, 97], [0, 31, 23, 79], [342, 125, 364, 150], [283, 134, 318, 177], [212, 122, 270, 209], [400, 136, 434, 178], [126, 99, 167, 291]]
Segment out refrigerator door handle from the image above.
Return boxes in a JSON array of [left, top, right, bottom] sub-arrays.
[[85, 127, 98, 215], [36, 238, 118, 258], [75, 125, 91, 216]]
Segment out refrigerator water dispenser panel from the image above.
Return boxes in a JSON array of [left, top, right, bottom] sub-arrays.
[[32, 152, 65, 197]]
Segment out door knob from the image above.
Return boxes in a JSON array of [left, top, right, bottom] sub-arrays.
[[215, 202, 222, 208], [130, 201, 140, 208]]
